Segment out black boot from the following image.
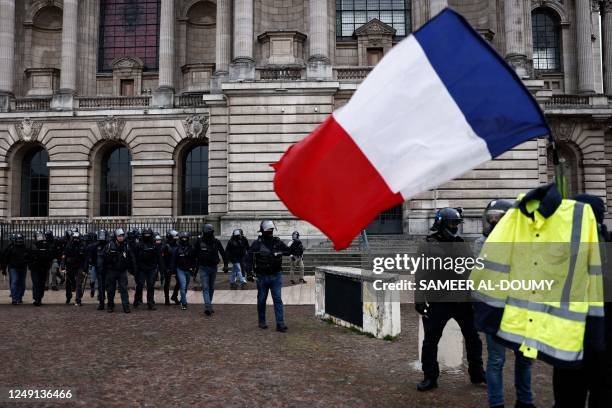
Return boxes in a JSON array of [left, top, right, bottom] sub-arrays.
[[276, 324, 288, 333], [416, 378, 438, 392], [147, 303, 156, 311], [515, 402, 536, 408], [97, 303, 105, 311], [107, 305, 114, 313], [123, 304, 131, 313], [469, 367, 486, 385]]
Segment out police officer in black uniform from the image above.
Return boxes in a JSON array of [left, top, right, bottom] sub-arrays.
[[100, 228, 137, 313], [62, 230, 88, 306], [1, 233, 28, 305], [29, 231, 55, 306], [415, 208, 485, 391], [238, 229, 253, 282], [88, 229, 108, 310], [171, 231, 197, 310], [245, 220, 290, 332], [133, 227, 164, 310], [162, 229, 181, 305]]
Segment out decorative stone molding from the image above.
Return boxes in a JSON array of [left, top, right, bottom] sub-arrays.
[[15, 118, 43, 142], [97, 116, 125, 140], [549, 119, 577, 142], [257, 31, 307, 66], [25, 68, 60, 96], [605, 0, 612, 13], [181, 63, 215, 93], [111, 57, 144, 96], [354, 19, 396, 67], [182, 114, 209, 139]]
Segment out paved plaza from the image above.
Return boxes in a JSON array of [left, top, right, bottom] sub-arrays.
[[0, 292, 555, 407]]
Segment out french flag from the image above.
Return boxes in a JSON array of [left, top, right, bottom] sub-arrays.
[[272, 9, 550, 250]]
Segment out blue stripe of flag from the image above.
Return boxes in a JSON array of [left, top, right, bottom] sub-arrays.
[[414, 9, 550, 157]]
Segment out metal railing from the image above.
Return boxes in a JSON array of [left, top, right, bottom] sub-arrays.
[[259, 67, 303, 80], [14, 97, 52, 112], [176, 94, 207, 107], [0, 218, 209, 249], [544, 94, 590, 107], [76, 96, 151, 109], [334, 66, 373, 81]]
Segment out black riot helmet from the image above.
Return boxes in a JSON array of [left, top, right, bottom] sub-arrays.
[[14, 233, 25, 246], [34, 230, 45, 242], [202, 224, 214, 239], [45, 230, 54, 242], [435, 208, 463, 240], [232, 229, 241, 239], [292, 231, 300, 240], [115, 228, 126, 239], [142, 227, 153, 241], [482, 199, 513, 237], [154, 234, 162, 243], [65, 229, 72, 240], [166, 229, 179, 242], [260, 220, 275, 237], [178, 231, 190, 245], [97, 229, 108, 242]]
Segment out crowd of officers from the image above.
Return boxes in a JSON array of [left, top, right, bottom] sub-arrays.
[[1, 220, 306, 332]]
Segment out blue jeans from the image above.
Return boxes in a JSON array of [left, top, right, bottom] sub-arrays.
[[89, 266, 97, 290], [9, 267, 26, 302], [486, 334, 533, 407], [230, 262, 246, 284], [199, 266, 217, 312], [256, 272, 284, 326], [176, 268, 191, 306]]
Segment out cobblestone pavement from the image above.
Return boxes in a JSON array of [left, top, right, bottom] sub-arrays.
[[0, 304, 554, 408]]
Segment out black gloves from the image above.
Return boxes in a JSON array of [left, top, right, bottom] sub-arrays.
[[415, 302, 429, 318]]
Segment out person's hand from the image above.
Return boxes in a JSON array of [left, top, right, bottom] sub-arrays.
[[415, 302, 429, 318]]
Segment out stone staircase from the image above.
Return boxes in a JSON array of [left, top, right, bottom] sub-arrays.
[[285, 234, 421, 275]]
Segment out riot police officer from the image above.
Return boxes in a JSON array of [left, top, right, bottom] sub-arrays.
[[415, 208, 485, 391], [226, 229, 248, 290], [62, 230, 88, 306], [171, 232, 196, 310], [245, 220, 291, 332], [195, 224, 228, 315], [133, 227, 164, 310], [29, 231, 55, 306], [1, 233, 28, 305], [162, 229, 181, 305], [99, 228, 136, 313], [289, 231, 305, 284], [89, 229, 108, 310]]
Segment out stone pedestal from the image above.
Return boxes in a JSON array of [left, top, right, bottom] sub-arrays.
[[315, 266, 401, 339], [25, 68, 60, 96], [182, 63, 215, 93], [211, 71, 229, 93], [307, 58, 332, 80], [0, 91, 11, 112], [229, 58, 255, 81], [50, 89, 75, 111], [152, 86, 175, 108]]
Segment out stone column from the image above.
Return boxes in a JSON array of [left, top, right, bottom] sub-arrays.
[[212, 0, 231, 92], [154, 0, 175, 107], [307, 0, 332, 79], [429, 0, 448, 17], [602, 1, 612, 93], [576, 0, 595, 94], [229, 0, 255, 80], [52, 0, 78, 110], [504, 0, 529, 78], [0, 0, 15, 112]]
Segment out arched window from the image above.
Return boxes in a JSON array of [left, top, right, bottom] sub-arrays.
[[21, 147, 49, 217], [100, 146, 132, 216], [182, 144, 209, 215], [532, 8, 561, 72], [98, 0, 161, 72], [336, 0, 411, 39]]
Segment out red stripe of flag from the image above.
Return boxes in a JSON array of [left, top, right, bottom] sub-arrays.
[[272, 115, 403, 250]]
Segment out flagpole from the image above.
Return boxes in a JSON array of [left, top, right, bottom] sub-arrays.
[[549, 136, 568, 198]]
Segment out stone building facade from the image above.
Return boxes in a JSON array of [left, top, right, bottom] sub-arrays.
[[0, 0, 610, 240]]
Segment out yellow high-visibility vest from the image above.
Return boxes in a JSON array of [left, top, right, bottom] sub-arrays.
[[471, 185, 603, 365]]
